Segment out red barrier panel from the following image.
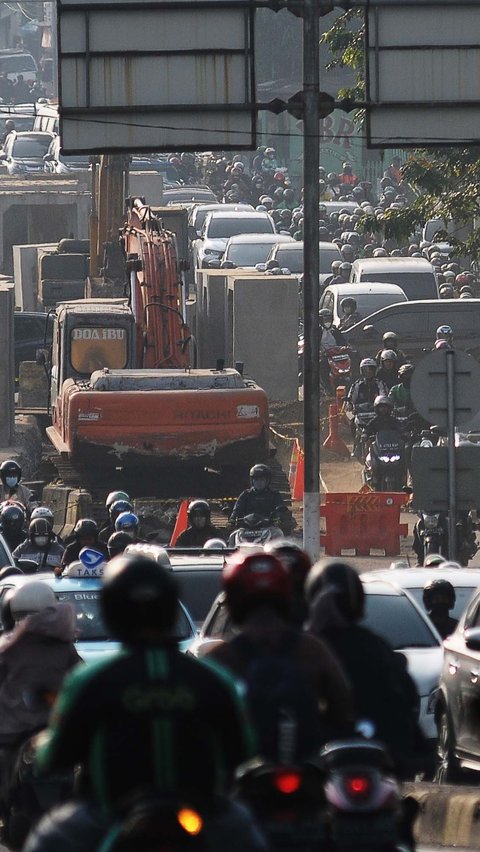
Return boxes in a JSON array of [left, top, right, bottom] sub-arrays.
[[320, 492, 408, 556]]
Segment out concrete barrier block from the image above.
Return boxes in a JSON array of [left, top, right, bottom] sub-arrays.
[[18, 362, 48, 408]]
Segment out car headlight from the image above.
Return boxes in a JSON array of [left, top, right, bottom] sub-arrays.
[[203, 248, 221, 256]]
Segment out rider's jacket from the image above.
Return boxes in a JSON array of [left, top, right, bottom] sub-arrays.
[[175, 524, 225, 548], [12, 538, 65, 570], [36, 642, 256, 811], [347, 378, 387, 408], [230, 488, 287, 526]]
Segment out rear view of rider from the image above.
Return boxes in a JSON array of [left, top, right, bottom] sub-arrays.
[[12, 519, 65, 571], [206, 550, 353, 763], [0, 582, 79, 750], [0, 503, 26, 552], [230, 464, 293, 533], [25, 554, 264, 852], [423, 579, 458, 639], [98, 491, 132, 545], [0, 460, 33, 511], [306, 559, 422, 778], [175, 500, 224, 548], [266, 541, 311, 628]]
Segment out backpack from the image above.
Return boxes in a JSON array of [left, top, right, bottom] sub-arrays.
[[229, 630, 322, 764]]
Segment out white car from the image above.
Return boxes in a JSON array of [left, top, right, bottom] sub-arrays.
[[193, 210, 275, 269], [220, 233, 294, 269], [188, 203, 254, 239]]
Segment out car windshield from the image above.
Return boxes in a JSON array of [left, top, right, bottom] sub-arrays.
[[207, 217, 273, 238], [0, 55, 36, 73], [319, 247, 342, 273], [363, 272, 436, 300], [273, 245, 339, 274], [408, 586, 478, 621], [173, 569, 223, 625], [55, 590, 193, 641], [11, 136, 51, 158], [338, 292, 405, 317], [226, 241, 278, 265], [361, 592, 439, 648]]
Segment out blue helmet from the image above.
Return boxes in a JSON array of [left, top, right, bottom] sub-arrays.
[[115, 511, 139, 538], [109, 499, 133, 523]]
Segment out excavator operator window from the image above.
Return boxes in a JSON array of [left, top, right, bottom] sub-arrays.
[[70, 327, 128, 375]]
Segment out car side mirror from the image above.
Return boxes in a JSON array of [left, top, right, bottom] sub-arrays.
[[220, 260, 235, 269], [35, 348, 47, 366], [465, 627, 480, 651], [208, 259, 221, 269]]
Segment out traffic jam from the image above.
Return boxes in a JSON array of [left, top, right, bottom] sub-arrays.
[[0, 1, 478, 851]]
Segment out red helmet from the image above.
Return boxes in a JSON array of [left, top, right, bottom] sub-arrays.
[[223, 551, 292, 623], [435, 339, 448, 349], [273, 170, 285, 182]]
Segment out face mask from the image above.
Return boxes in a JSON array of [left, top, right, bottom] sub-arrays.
[[253, 477, 267, 491], [5, 476, 17, 488], [193, 516, 207, 529], [33, 536, 49, 547]]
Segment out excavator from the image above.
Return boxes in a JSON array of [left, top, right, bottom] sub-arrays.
[[41, 168, 269, 484]]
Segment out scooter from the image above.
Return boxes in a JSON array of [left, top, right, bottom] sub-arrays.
[[364, 430, 406, 492], [320, 738, 414, 851], [324, 346, 352, 393], [228, 514, 284, 547], [414, 512, 448, 560]]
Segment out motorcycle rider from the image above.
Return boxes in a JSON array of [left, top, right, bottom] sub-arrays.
[[0, 460, 33, 511], [12, 519, 65, 571], [423, 579, 458, 639], [376, 349, 399, 391], [306, 559, 424, 779], [346, 359, 387, 458], [98, 491, 131, 545], [435, 325, 454, 349], [338, 297, 363, 331], [175, 500, 224, 548], [319, 308, 346, 392], [58, 519, 106, 572], [388, 363, 415, 413], [375, 331, 407, 368], [106, 531, 132, 559], [0, 503, 26, 552], [229, 464, 294, 534], [25, 554, 265, 852], [412, 515, 449, 566], [114, 511, 143, 542], [206, 550, 353, 762], [98, 499, 134, 546], [366, 395, 403, 439], [0, 581, 79, 801]]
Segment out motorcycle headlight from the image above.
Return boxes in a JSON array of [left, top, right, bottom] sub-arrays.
[[379, 454, 400, 463]]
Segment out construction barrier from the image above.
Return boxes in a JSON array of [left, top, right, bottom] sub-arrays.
[[288, 440, 300, 492], [322, 404, 350, 457], [320, 491, 408, 556], [292, 446, 304, 501]]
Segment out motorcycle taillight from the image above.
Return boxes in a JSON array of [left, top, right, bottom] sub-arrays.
[[344, 774, 372, 799], [274, 770, 302, 795]]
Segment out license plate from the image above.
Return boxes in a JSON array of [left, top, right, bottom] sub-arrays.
[[331, 814, 396, 846]]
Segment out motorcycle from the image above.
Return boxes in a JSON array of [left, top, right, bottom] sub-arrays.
[[414, 511, 448, 561], [364, 429, 406, 492], [100, 796, 208, 851], [235, 757, 326, 852], [322, 346, 352, 395], [319, 738, 414, 851], [228, 514, 284, 547]]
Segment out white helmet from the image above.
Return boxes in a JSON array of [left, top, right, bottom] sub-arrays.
[[10, 582, 56, 622], [203, 539, 227, 550], [30, 506, 54, 529]]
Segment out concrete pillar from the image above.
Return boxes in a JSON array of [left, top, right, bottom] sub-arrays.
[[0, 284, 14, 445], [229, 275, 299, 401]]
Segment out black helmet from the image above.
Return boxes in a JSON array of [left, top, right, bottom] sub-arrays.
[[249, 463, 271, 486], [423, 579, 455, 611], [105, 490, 130, 510], [0, 459, 21, 486], [305, 558, 365, 622], [187, 499, 211, 522], [1, 588, 16, 633], [74, 518, 98, 541], [340, 297, 357, 314], [266, 541, 311, 590], [0, 503, 25, 533], [107, 531, 132, 559], [101, 554, 179, 643], [28, 517, 52, 541]]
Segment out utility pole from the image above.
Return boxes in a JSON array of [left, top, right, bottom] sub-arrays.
[[302, 0, 320, 561]]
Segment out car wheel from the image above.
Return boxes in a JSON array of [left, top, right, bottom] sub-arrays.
[[434, 708, 463, 784]]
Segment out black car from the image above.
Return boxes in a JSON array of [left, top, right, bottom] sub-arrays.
[[436, 585, 480, 782], [14, 311, 52, 381], [342, 299, 480, 364]]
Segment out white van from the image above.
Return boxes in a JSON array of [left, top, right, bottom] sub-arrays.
[[349, 257, 439, 301], [0, 50, 38, 83]]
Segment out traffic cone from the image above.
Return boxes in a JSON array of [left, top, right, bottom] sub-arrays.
[[170, 498, 190, 546], [292, 448, 304, 501], [322, 404, 350, 458], [289, 440, 300, 492]]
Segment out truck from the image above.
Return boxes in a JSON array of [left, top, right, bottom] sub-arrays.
[[41, 200, 269, 483]]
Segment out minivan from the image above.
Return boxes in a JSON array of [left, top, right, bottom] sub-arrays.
[[350, 257, 438, 301], [342, 299, 480, 363]]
